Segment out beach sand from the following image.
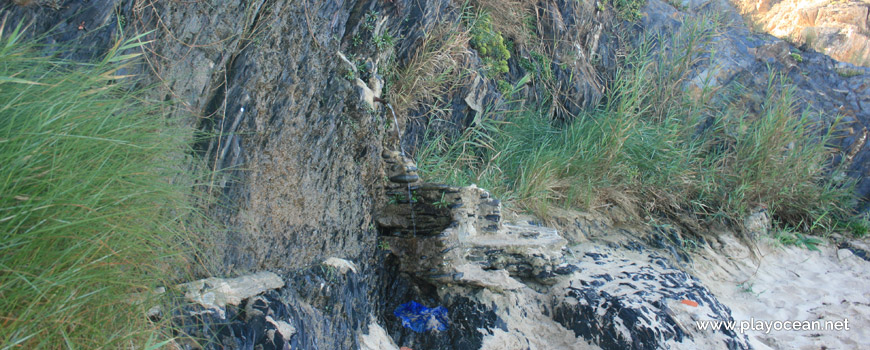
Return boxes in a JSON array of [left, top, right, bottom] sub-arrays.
[[691, 233, 870, 349]]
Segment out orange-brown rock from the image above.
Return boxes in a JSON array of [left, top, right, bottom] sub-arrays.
[[732, 0, 870, 66]]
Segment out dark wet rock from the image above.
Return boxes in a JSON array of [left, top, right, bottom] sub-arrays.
[[375, 253, 505, 350], [552, 245, 750, 350], [376, 179, 747, 348], [377, 182, 455, 235], [375, 234, 751, 349], [389, 174, 420, 183], [170, 259, 383, 350], [383, 150, 421, 183], [838, 241, 870, 262]]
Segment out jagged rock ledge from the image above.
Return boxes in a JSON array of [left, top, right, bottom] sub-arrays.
[[378, 183, 569, 285]]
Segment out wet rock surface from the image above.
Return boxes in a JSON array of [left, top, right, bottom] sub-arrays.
[[374, 159, 747, 349], [164, 178, 750, 349]]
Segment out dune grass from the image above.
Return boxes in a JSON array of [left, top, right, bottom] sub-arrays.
[[0, 21, 204, 348], [417, 17, 855, 232]]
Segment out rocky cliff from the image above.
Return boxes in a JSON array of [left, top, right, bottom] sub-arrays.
[[5, 0, 870, 349]]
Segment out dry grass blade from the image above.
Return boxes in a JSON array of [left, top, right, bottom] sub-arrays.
[[390, 25, 471, 116]]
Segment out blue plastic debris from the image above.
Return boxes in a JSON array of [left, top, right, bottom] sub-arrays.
[[393, 301, 449, 333]]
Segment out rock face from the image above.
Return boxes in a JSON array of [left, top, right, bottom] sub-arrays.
[[7, 0, 870, 349], [165, 176, 752, 349], [179, 271, 285, 311], [731, 0, 870, 67]]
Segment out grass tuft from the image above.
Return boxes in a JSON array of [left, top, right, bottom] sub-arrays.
[[387, 24, 470, 117], [0, 20, 204, 348]]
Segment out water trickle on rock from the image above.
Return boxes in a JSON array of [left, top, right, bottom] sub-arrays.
[[386, 103, 417, 236], [407, 183, 417, 236]]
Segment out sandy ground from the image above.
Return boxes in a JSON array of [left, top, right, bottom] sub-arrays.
[[691, 234, 870, 349]]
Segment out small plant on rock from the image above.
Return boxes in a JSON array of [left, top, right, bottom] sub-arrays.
[[470, 12, 511, 93], [789, 52, 803, 63], [737, 281, 755, 294], [737, 281, 765, 297], [433, 193, 451, 209], [378, 240, 391, 250], [609, 0, 646, 21], [775, 229, 823, 251]]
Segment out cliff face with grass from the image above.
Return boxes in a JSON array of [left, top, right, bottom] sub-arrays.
[[3, 0, 619, 347], [8, 0, 615, 274], [3, 0, 870, 349]]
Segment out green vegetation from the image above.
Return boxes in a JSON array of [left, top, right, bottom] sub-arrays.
[[374, 32, 395, 51], [359, 10, 395, 52], [470, 13, 510, 76], [377, 239, 391, 250], [364, 10, 394, 50], [417, 16, 854, 233], [775, 231, 824, 251], [789, 52, 803, 63], [363, 10, 379, 31], [433, 193, 451, 209], [518, 51, 554, 82], [836, 67, 865, 78], [0, 23, 205, 347], [319, 264, 338, 283], [840, 218, 870, 238], [466, 0, 533, 46], [737, 281, 754, 294], [469, 12, 512, 94], [609, 0, 647, 21], [737, 281, 764, 296]]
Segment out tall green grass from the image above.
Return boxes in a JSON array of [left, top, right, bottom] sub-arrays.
[[696, 75, 852, 228], [0, 21, 202, 348], [418, 16, 854, 230]]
